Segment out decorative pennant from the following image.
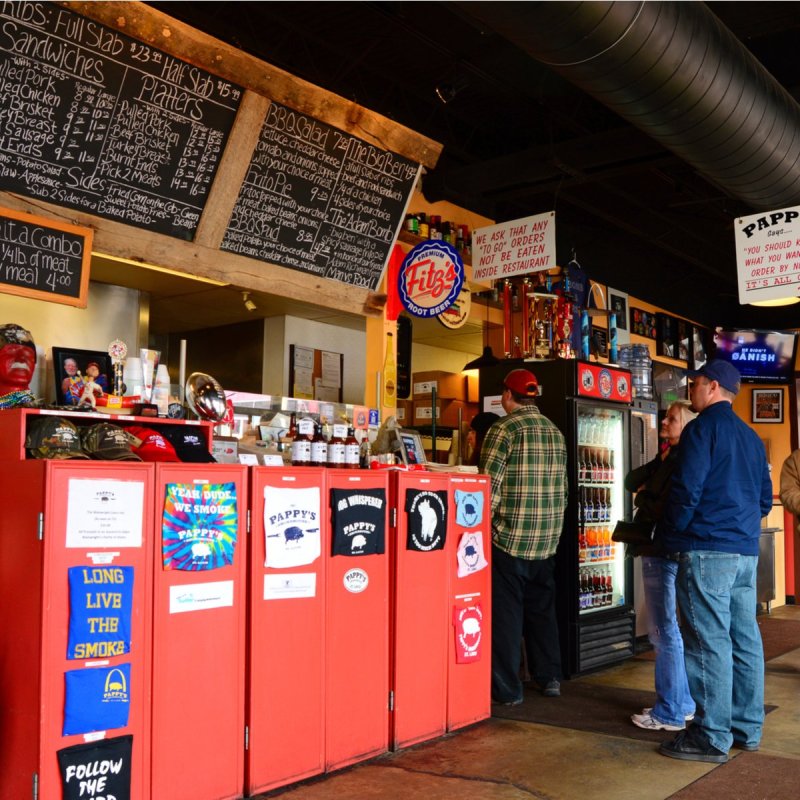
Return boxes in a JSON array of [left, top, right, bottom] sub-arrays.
[[162, 482, 238, 570]]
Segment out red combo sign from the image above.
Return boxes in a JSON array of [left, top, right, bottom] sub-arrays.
[[397, 240, 465, 318]]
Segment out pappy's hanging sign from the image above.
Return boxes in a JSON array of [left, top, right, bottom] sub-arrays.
[[398, 240, 464, 317], [735, 206, 800, 304]]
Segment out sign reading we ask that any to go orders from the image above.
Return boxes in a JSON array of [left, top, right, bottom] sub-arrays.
[[472, 211, 556, 282], [735, 206, 800, 304]]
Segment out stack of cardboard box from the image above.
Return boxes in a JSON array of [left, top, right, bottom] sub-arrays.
[[409, 371, 479, 428]]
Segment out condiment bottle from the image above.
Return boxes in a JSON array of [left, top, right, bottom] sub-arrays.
[[327, 423, 347, 468], [344, 427, 360, 469], [310, 422, 328, 467]]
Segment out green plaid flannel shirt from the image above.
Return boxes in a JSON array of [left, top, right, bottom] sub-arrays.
[[479, 403, 568, 559]]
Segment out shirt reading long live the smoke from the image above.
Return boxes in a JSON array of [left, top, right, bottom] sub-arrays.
[[480, 404, 568, 559], [263, 485, 321, 567], [330, 488, 386, 556], [405, 489, 448, 551]]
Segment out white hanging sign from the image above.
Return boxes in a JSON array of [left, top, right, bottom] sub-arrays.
[[472, 211, 556, 282], [734, 207, 800, 304]]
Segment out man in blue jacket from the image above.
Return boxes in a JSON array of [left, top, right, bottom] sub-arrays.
[[659, 359, 772, 763]]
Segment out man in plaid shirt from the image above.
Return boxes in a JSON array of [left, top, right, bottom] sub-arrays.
[[480, 368, 568, 704]]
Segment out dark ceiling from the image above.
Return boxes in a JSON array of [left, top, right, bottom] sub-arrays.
[[151, 1, 800, 330]]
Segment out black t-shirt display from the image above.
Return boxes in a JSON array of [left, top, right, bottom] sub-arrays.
[[330, 488, 387, 556]]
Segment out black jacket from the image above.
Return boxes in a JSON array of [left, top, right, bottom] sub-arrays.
[[623, 446, 679, 557]]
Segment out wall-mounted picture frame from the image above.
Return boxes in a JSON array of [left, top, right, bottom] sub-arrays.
[[690, 325, 710, 370], [52, 347, 112, 406], [591, 324, 608, 358], [676, 319, 690, 363], [607, 287, 630, 345], [752, 388, 783, 424], [656, 313, 678, 358], [630, 307, 657, 339]]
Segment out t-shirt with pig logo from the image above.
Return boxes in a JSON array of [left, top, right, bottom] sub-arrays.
[[263, 485, 321, 567], [330, 488, 386, 556], [405, 489, 448, 551]]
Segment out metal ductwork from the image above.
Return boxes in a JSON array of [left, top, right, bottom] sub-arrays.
[[459, 1, 800, 211]]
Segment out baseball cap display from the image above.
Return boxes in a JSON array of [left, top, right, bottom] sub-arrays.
[[26, 416, 89, 460], [687, 358, 741, 395], [503, 368, 539, 397], [160, 426, 216, 463], [81, 423, 142, 461], [125, 425, 180, 462]]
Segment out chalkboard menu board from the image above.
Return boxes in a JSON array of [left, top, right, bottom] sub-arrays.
[[221, 102, 420, 290], [0, 4, 242, 239], [0, 206, 91, 307]]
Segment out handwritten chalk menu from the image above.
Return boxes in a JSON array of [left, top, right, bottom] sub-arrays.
[[0, 4, 242, 239], [221, 102, 420, 289], [0, 206, 91, 307]]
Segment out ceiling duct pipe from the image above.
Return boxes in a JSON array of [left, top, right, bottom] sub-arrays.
[[458, 1, 800, 211]]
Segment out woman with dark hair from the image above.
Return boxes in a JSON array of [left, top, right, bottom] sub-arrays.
[[466, 411, 500, 466]]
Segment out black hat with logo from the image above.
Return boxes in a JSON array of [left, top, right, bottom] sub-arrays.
[[80, 423, 142, 461], [160, 426, 216, 463], [26, 416, 89, 460]]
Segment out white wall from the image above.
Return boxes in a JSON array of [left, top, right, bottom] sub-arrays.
[[0, 282, 141, 402], [262, 316, 366, 404]]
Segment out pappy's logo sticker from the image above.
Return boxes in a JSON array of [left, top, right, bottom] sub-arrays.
[[453, 603, 483, 663], [343, 568, 369, 593]]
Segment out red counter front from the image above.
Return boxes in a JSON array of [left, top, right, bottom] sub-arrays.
[[150, 464, 248, 800], [246, 467, 327, 795], [390, 472, 450, 750], [446, 475, 492, 730], [0, 460, 154, 800], [325, 469, 390, 770]]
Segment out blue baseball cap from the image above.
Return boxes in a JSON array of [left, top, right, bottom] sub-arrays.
[[687, 358, 741, 395]]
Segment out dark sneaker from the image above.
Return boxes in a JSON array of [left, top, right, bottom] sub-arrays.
[[542, 679, 561, 697], [492, 696, 523, 707], [659, 728, 728, 763]]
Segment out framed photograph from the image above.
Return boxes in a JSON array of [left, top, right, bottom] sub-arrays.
[[607, 288, 630, 345], [591, 324, 608, 358], [752, 389, 784, 424], [690, 325, 709, 370], [676, 319, 690, 363], [630, 307, 658, 339], [656, 313, 678, 358], [52, 347, 112, 406]]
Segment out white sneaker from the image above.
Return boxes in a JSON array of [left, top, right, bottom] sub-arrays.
[[631, 711, 685, 731], [643, 707, 694, 722]]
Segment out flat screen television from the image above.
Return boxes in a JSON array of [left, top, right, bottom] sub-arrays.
[[712, 328, 798, 383]]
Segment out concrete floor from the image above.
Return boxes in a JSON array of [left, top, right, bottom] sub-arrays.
[[259, 605, 800, 800]]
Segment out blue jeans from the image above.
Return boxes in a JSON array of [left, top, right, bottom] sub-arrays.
[[641, 556, 695, 726], [676, 551, 764, 752]]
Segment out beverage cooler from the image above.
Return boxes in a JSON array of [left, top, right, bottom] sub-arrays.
[[479, 359, 636, 676]]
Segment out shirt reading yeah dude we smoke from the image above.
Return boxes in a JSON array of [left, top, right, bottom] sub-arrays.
[[330, 488, 386, 556]]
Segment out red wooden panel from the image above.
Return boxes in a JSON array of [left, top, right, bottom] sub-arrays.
[[40, 462, 154, 800], [325, 469, 390, 770], [446, 475, 492, 731], [246, 467, 327, 795], [150, 464, 248, 800], [390, 472, 449, 750]]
